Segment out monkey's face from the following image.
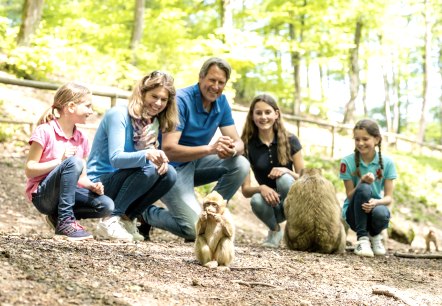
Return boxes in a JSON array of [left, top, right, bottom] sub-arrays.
[[203, 201, 221, 215]]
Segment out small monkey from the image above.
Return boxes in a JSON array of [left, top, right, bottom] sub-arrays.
[[284, 168, 346, 254], [425, 230, 439, 252], [195, 191, 235, 269]]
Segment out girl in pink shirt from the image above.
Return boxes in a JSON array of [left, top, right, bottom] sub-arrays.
[[25, 83, 113, 240]]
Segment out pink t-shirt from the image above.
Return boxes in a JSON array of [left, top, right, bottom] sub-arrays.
[[25, 119, 90, 201]]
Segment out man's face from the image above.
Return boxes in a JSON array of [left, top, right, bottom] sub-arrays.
[[199, 65, 227, 105]]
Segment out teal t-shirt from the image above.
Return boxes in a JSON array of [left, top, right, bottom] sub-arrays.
[[339, 152, 397, 219]]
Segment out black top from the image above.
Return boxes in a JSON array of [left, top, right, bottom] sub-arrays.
[[246, 133, 302, 189]]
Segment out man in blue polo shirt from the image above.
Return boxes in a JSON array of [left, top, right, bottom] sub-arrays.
[[141, 57, 250, 241]]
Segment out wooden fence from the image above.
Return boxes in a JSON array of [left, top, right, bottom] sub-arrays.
[[1, 76, 441, 159]]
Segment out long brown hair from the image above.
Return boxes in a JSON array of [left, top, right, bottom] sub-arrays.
[[37, 82, 91, 125], [352, 119, 384, 179], [128, 71, 178, 133], [241, 94, 291, 165]]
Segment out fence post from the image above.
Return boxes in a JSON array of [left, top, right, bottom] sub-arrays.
[[110, 94, 117, 107]]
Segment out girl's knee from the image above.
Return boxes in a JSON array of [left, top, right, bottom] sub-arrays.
[[65, 156, 84, 173], [276, 174, 295, 192], [250, 194, 267, 214], [372, 205, 390, 220], [354, 182, 371, 198]]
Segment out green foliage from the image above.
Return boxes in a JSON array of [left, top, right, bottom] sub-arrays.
[[0, 123, 14, 143], [304, 155, 343, 192]]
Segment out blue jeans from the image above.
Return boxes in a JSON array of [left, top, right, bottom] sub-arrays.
[[250, 174, 295, 231], [32, 157, 114, 222], [143, 155, 250, 240], [97, 163, 177, 220], [346, 182, 390, 239]]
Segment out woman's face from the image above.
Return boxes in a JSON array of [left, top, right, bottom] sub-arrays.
[[252, 101, 279, 132], [143, 86, 169, 117]]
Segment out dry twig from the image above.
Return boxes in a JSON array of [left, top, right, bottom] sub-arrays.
[[372, 285, 419, 306]]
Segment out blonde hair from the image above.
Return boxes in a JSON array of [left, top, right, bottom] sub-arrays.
[[128, 71, 178, 133], [241, 94, 291, 165], [37, 82, 92, 125]]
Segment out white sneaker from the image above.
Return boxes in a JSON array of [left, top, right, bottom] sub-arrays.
[[370, 234, 386, 255], [354, 236, 374, 257], [96, 216, 133, 242], [262, 229, 283, 248], [120, 218, 144, 241]]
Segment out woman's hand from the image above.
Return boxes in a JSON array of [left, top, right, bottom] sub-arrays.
[[259, 185, 280, 207], [146, 149, 169, 175]]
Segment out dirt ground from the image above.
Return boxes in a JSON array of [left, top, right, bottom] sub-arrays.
[[0, 152, 441, 306], [1, 82, 441, 305]]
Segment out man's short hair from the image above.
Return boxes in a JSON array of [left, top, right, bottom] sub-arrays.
[[199, 57, 231, 81]]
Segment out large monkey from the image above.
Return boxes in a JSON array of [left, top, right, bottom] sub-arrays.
[[284, 168, 346, 254], [194, 191, 235, 269]]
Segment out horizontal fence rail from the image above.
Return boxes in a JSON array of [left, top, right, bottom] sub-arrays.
[[1, 76, 441, 158]]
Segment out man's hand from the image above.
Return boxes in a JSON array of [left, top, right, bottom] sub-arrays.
[[215, 136, 236, 159]]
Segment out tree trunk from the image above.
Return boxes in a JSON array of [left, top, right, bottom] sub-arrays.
[[342, 18, 363, 124], [16, 0, 44, 46], [439, 45, 442, 145], [383, 68, 392, 133], [221, 0, 233, 44], [289, 23, 301, 116], [129, 0, 145, 50], [391, 60, 400, 135], [417, 0, 431, 143], [361, 82, 367, 116]]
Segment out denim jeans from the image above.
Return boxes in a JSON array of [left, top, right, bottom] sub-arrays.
[[345, 182, 390, 239], [250, 173, 295, 231], [143, 154, 250, 240], [97, 163, 177, 220], [32, 156, 114, 222]]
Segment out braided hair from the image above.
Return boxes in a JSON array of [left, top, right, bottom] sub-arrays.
[[352, 119, 384, 179]]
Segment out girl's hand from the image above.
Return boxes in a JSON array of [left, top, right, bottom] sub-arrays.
[[62, 146, 78, 160], [268, 167, 290, 179], [362, 198, 378, 213], [259, 185, 280, 207], [89, 181, 105, 195], [361, 172, 375, 184]]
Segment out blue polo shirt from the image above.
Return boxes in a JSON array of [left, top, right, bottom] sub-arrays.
[[339, 152, 397, 219], [171, 83, 235, 167]]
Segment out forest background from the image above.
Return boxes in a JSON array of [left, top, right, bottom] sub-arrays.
[[0, 0, 442, 237]]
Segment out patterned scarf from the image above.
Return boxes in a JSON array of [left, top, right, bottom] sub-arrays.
[[131, 117, 160, 150]]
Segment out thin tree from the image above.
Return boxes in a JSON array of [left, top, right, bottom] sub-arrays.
[[342, 17, 363, 124], [220, 0, 233, 44], [16, 0, 44, 46], [129, 0, 145, 51], [417, 0, 432, 143]]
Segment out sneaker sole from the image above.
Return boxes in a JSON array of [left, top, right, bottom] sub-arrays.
[[54, 234, 94, 241], [94, 231, 134, 242]]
